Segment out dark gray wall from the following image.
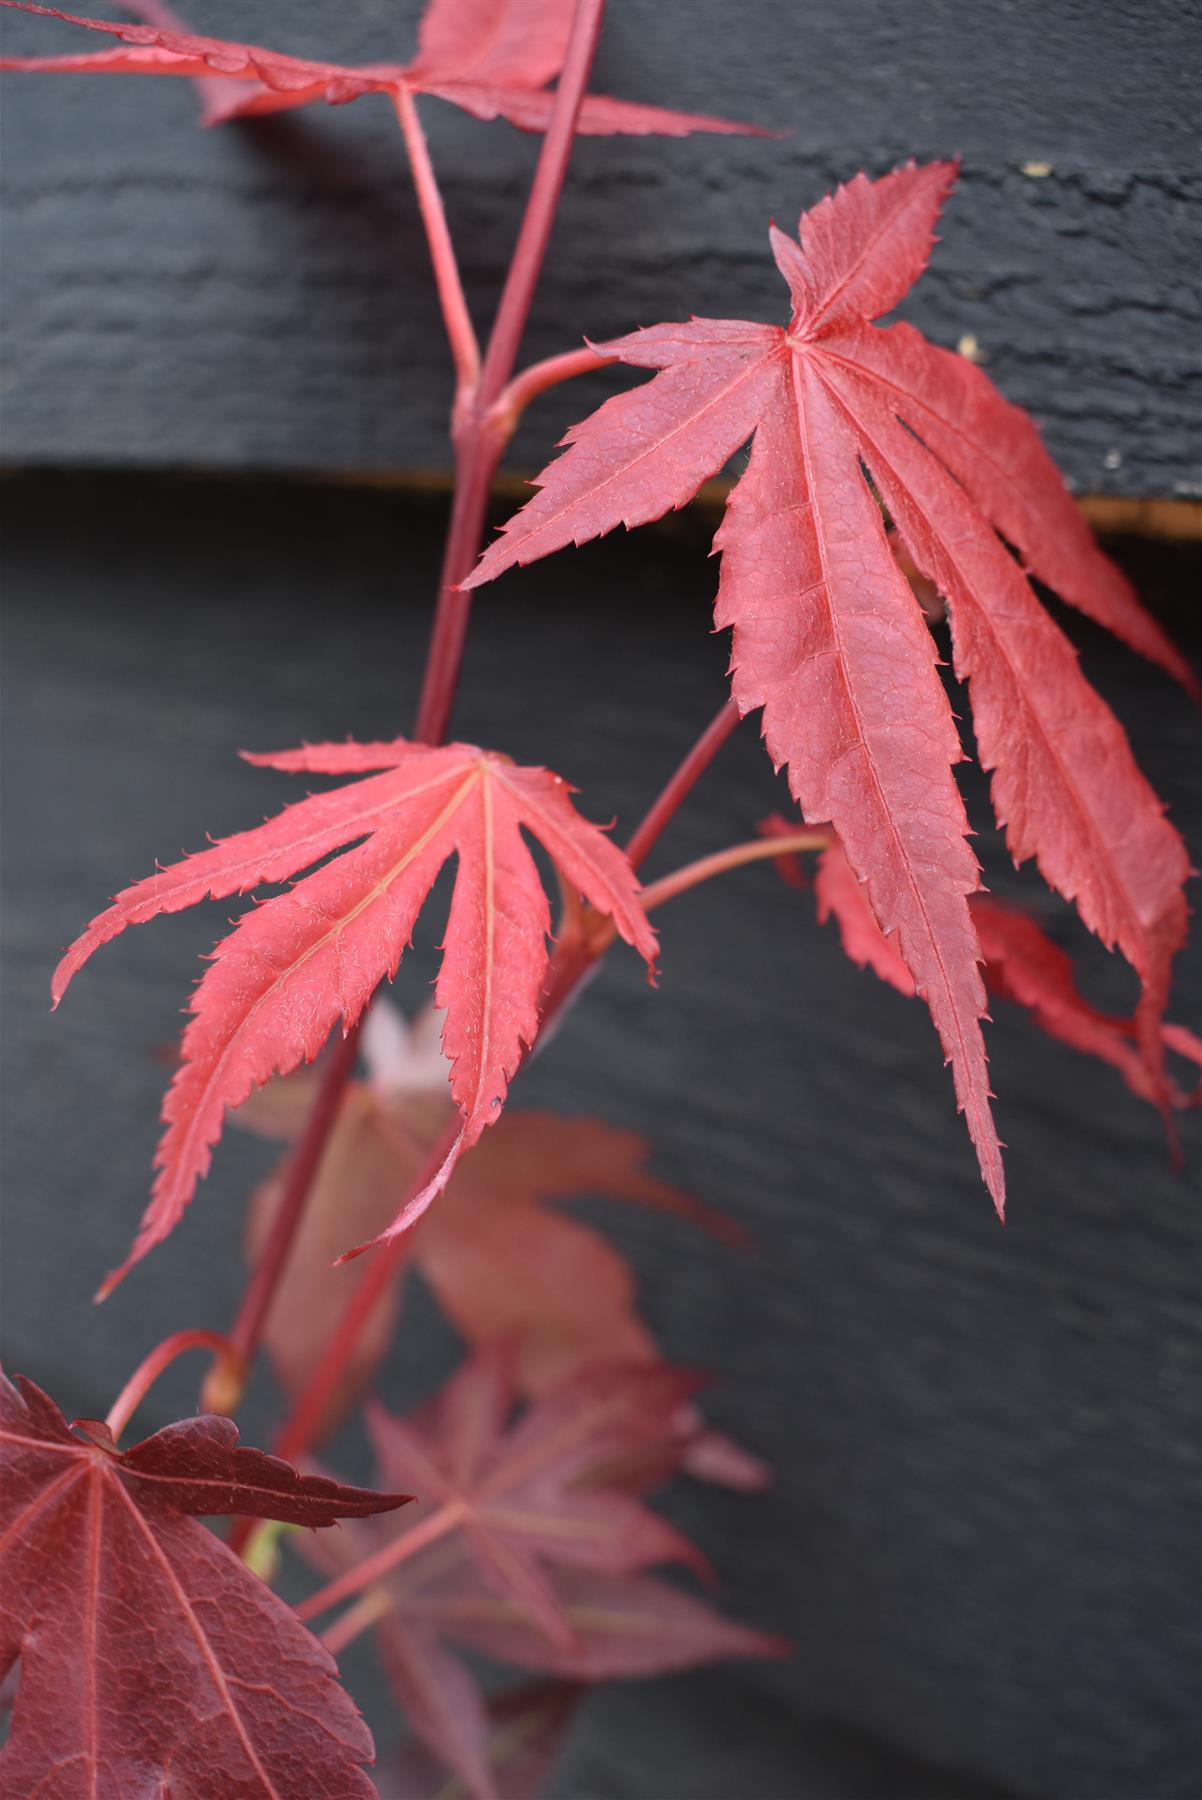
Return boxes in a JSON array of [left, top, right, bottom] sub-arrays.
[[2, 0, 1200, 495], [2, 472, 1198, 1799]]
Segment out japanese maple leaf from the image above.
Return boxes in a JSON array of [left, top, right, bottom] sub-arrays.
[[362, 1350, 712, 1656], [0, 0, 762, 138], [375, 1563, 784, 1800], [362, 1550, 784, 1800], [297, 1352, 784, 1800], [52, 738, 656, 1294], [0, 1369, 408, 1799], [804, 832, 1202, 1115], [414, 1563, 788, 1680], [465, 160, 1194, 1214], [389, 1680, 581, 1800], [235, 998, 740, 1439]]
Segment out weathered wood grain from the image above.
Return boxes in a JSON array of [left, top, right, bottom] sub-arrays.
[[1, 0, 1199, 495]]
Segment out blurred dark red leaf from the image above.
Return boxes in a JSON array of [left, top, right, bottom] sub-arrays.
[[238, 1006, 758, 1488], [299, 1353, 783, 1799]]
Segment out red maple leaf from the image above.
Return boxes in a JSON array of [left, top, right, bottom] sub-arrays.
[[799, 831, 1202, 1114], [464, 160, 1194, 1214], [235, 999, 747, 1456], [0, 0, 763, 137], [388, 1680, 582, 1800], [52, 739, 656, 1294], [0, 1369, 409, 1798], [298, 1350, 785, 1800], [361, 1351, 712, 1653], [971, 897, 1202, 1115]]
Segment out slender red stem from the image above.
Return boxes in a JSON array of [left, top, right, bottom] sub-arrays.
[[542, 831, 828, 1034], [394, 85, 480, 404], [296, 1498, 465, 1624], [412, 435, 505, 745], [536, 699, 746, 1042], [271, 1118, 463, 1469], [639, 829, 829, 912], [322, 1590, 393, 1658], [413, 0, 608, 746], [623, 699, 742, 872], [476, 0, 607, 410], [105, 1328, 238, 1443], [209, 1021, 365, 1412], [487, 344, 612, 439]]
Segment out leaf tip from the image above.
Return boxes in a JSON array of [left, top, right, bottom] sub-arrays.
[[93, 1263, 126, 1304]]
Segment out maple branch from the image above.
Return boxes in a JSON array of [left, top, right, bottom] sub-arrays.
[[624, 698, 743, 872], [206, 1021, 366, 1415], [639, 829, 831, 912], [296, 1498, 466, 1624], [320, 1589, 394, 1659], [413, 0, 606, 745], [488, 344, 613, 439], [105, 1328, 239, 1442], [476, 0, 607, 409], [555, 831, 830, 987], [394, 84, 480, 405], [535, 698, 747, 1040], [413, 443, 502, 744]]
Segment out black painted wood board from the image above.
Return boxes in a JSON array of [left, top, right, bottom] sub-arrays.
[[1, 470, 1199, 1798], [1, 0, 1199, 497]]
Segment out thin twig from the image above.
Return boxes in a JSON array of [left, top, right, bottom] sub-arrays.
[[413, 0, 608, 745], [106, 1328, 238, 1443], [624, 699, 742, 872], [394, 84, 480, 402], [476, 0, 607, 409], [211, 1021, 365, 1412], [488, 343, 613, 440], [297, 1499, 465, 1623], [639, 829, 830, 912]]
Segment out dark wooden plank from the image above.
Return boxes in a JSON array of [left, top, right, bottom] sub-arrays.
[[1, 0, 1199, 496], [1, 470, 1198, 1798]]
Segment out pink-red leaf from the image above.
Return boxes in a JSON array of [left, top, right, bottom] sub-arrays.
[[237, 1016, 746, 1464], [778, 160, 957, 333], [825, 320, 1199, 692], [365, 1353, 710, 1653], [812, 837, 915, 997], [53, 740, 655, 1293], [390, 1680, 582, 1800], [802, 832, 1199, 1115], [296, 1355, 780, 1796], [466, 159, 1195, 1208], [379, 1619, 498, 1800], [972, 898, 1201, 1113], [419, 1565, 789, 1681], [0, 0, 765, 138], [818, 338, 1190, 1097], [0, 1371, 407, 1799]]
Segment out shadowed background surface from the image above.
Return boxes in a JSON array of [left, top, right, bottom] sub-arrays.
[[2, 474, 1199, 1799], [2, 0, 1200, 1793]]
